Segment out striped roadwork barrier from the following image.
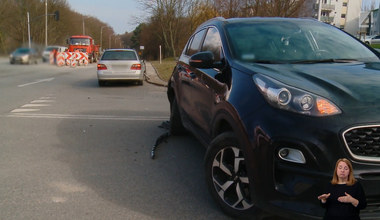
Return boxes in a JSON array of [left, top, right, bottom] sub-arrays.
[[53, 52, 89, 67]]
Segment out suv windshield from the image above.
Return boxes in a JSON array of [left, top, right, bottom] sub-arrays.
[[225, 19, 379, 64]]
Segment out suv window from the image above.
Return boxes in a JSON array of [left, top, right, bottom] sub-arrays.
[[202, 27, 222, 61], [186, 29, 206, 56]]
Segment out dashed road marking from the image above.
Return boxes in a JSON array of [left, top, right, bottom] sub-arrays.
[[31, 100, 55, 103], [10, 96, 55, 113], [17, 77, 54, 87], [10, 109, 40, 113]]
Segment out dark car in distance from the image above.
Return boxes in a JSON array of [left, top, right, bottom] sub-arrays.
[[167, 17, 380, 219]]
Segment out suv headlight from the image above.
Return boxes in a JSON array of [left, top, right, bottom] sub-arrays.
[[253, 74, 341, 116]]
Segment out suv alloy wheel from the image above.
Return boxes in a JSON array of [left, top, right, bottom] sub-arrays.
[[205, 132, 258, 218]]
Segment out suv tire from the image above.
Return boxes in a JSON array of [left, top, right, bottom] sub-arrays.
[[205, 132, 259, 218]]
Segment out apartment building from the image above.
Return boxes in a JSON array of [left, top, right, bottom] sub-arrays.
[[304, 0, 362, 35], [360, 8, 380, 35]]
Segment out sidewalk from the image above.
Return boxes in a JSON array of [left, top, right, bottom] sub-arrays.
[[144, 61, 168, 87]]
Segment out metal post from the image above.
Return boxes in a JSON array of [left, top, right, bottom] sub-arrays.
[[27, 12, 31, 48], [159, 45, 162, 64], [318, 0, 322, 21], [100, 26, 106, 50], [82, 16, 85, 35], [45, 0, 47, 47]]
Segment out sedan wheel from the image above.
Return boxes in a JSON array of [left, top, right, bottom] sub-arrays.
[[205, 132, 257, 218]]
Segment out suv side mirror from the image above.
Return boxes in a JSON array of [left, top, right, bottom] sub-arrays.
[[189, 51, 214, 69]]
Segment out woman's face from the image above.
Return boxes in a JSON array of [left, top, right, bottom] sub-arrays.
[[337, 161, 350, 181]]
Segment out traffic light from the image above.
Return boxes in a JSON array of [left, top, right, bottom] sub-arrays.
[[54, 10, 59, 21]]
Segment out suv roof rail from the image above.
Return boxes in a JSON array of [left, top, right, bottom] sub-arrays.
[[196, 17, 226, 31]]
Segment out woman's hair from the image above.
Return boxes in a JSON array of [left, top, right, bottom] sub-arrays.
[[331, 158, 356, 186]]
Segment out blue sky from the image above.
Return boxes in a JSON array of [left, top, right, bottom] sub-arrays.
[[66, 0, 145, 34]]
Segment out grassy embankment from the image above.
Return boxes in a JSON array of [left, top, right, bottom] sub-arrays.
[[150, 59, 177, 82], [371, 44, 380, 49]]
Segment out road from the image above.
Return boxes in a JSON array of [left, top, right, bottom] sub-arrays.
[[0, 58, 289, 220], [0, 58, 234, 220]]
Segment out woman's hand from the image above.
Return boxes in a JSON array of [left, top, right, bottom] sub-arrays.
[[318, 193, 331, 203], [338, 192, 359, 207]]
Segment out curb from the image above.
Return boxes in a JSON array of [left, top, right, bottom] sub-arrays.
[[145, 62, 168, 87]]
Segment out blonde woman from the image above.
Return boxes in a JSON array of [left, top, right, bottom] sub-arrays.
[[318, 158, 367, 220]]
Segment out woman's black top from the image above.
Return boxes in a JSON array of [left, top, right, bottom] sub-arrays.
[[321, 181, 367, 220]]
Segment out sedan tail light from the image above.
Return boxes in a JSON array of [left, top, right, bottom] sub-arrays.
[[131, 64, 141, 70], [97, 64, 107, 70]]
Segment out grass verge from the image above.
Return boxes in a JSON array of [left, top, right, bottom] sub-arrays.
[[150, 59, 177, 82]]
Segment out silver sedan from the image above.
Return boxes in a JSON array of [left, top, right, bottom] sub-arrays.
[[97, 49, 145, 86], [9, 47, 39, 64]]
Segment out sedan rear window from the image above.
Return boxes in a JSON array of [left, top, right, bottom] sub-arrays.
[[101, 51, 137, 60]]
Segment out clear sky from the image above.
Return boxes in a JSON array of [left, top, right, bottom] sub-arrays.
[[65, 0, 145, 34]]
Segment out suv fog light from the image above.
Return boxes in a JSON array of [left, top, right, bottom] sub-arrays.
[[278, 148, 306, 164]]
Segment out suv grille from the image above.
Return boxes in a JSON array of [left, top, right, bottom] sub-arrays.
[[343, 125, 380, 162]]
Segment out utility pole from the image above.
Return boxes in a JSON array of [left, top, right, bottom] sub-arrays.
[[45, 0, 48, 47], [27, 12, 31, 48], [100, 26, 107, 50]]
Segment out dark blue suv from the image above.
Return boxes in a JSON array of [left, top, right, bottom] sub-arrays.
[[167, 17, 380, 219]]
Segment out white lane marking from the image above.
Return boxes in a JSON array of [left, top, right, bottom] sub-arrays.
[[39, 96, 55, 100], [10, 109, 40, 113], [6, 113, 169, 121], [21, 104, 51, 107], [18, 77, 54, 87], [31, 100, 55, 103]]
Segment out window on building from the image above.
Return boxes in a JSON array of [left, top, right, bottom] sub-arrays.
[[343, 2, 347, 6], [341, 14, 346, 18]]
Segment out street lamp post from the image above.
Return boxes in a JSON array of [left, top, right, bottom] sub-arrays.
[[45, 0, 47, 46], [82, 16, 85, 35], [27, 12, 31, 48], [82, 16, 89, 35], [100, 26, 107, 50]]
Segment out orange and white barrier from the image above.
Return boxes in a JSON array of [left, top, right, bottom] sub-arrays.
[[70, 52, 77, 68], [54, 51, 89, 67], [49, 51, 55, 64], [56, 52, 65, 66], [77, 52, 88, 66], [65, 52, 72, 66]]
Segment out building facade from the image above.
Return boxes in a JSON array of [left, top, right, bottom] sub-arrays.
[[304, 0, 362, 35], [360, 8, 380, 36]]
